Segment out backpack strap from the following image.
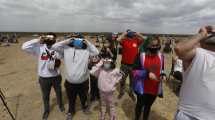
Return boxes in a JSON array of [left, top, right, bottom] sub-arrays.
[[158, 52, 165, 75], [45, 49, 54, 60], [140, 52, 145, 68], [140, 52, 165, 74], [158, 52, 165, 98]]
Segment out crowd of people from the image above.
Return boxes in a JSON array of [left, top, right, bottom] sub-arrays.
[[21, 26, 215, 120], [0, 33, 18, 46]]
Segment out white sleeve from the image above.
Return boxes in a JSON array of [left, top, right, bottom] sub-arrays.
[[52, 41, 66, 55], [86, 40, 99, 56], [21, 39, 40, 56], [188, 48, 205, 73], [193, 48, 205, 64]]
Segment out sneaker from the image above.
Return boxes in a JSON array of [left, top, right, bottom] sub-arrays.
[[66, 113, 73, 120], [59, 106, 65, 112], [42, 111, 49, 120], [83, 106, 91, 115]]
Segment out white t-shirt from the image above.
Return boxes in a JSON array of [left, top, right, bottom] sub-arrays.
[[179, 48, 215, 120], [174, 59, 183, 72]]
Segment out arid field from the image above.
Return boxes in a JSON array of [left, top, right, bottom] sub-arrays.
[[0, 36, 179, 120]]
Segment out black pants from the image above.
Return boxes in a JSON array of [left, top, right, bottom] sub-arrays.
[[39, 75, 63, 113], [173, 71, 183, 96], [173, 71, 183, 81], [119, 64, 133, 94], [64, 80, 89, 114], [135, 93, 157, 120], [90, 75, 100, 101]]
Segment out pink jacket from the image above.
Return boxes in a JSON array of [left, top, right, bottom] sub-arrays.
[[90, 61, 123, 92]]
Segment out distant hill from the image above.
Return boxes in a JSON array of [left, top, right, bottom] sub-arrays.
[[0, 32, 193, 37]]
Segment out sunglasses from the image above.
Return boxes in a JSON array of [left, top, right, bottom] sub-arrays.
[[103, 59, 113, 62]]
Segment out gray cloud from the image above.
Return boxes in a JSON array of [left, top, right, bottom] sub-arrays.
[[0, 0, 214, 34]]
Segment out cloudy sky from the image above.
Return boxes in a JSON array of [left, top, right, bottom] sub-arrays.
[[0, 0, 214, 34]]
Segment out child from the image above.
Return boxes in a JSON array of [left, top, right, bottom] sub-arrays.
[[90, 58, 124, 120]]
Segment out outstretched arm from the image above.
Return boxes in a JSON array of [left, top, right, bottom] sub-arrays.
[[90, 59, 104, 77], [174, 27, 209, 67], [52, 39, 70, 53]]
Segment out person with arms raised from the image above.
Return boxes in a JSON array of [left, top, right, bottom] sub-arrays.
[[117, 30, 145, 100], [174, 26, 215, 120], [52, 34, 99, 120], [22, 33, 64, 120]]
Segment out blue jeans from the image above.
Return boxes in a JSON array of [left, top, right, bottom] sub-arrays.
[[174, 110, 199, 120]]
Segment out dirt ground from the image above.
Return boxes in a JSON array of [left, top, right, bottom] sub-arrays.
[[0, 36, 178, 120]]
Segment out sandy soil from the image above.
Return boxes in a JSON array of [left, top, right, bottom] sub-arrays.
[[0, 36, 178, 120]]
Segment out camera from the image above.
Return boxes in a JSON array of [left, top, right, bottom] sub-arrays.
[[206, 26, 215, 34], [68, 38, 87, 49], [41, 35, 56, 45]]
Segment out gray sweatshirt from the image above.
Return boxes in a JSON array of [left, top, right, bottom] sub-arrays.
[[52, 39, 99, 84]]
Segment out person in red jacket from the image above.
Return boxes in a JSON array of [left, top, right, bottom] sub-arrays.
[[117, 29, 145, 100]]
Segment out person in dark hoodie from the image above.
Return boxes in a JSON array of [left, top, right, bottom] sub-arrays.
[[52, 34, 99, 120], [22, 33, 64, 120], [105, 32, 119, 62], [99, 41, 115, 60]]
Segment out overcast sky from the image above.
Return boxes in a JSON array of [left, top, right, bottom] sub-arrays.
[[0, 0, 214, 34]]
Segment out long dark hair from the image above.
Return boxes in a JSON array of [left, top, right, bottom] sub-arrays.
[[145, 36, 161, 52]]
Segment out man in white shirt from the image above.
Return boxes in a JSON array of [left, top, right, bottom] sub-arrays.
[[174, 26, 215, 120], [22, 33, 64, 120]]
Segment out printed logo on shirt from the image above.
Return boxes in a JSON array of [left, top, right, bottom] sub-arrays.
[[40, 50, 55, 61], [132, 43, 137, 47], [41, 52, 49, 60]]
